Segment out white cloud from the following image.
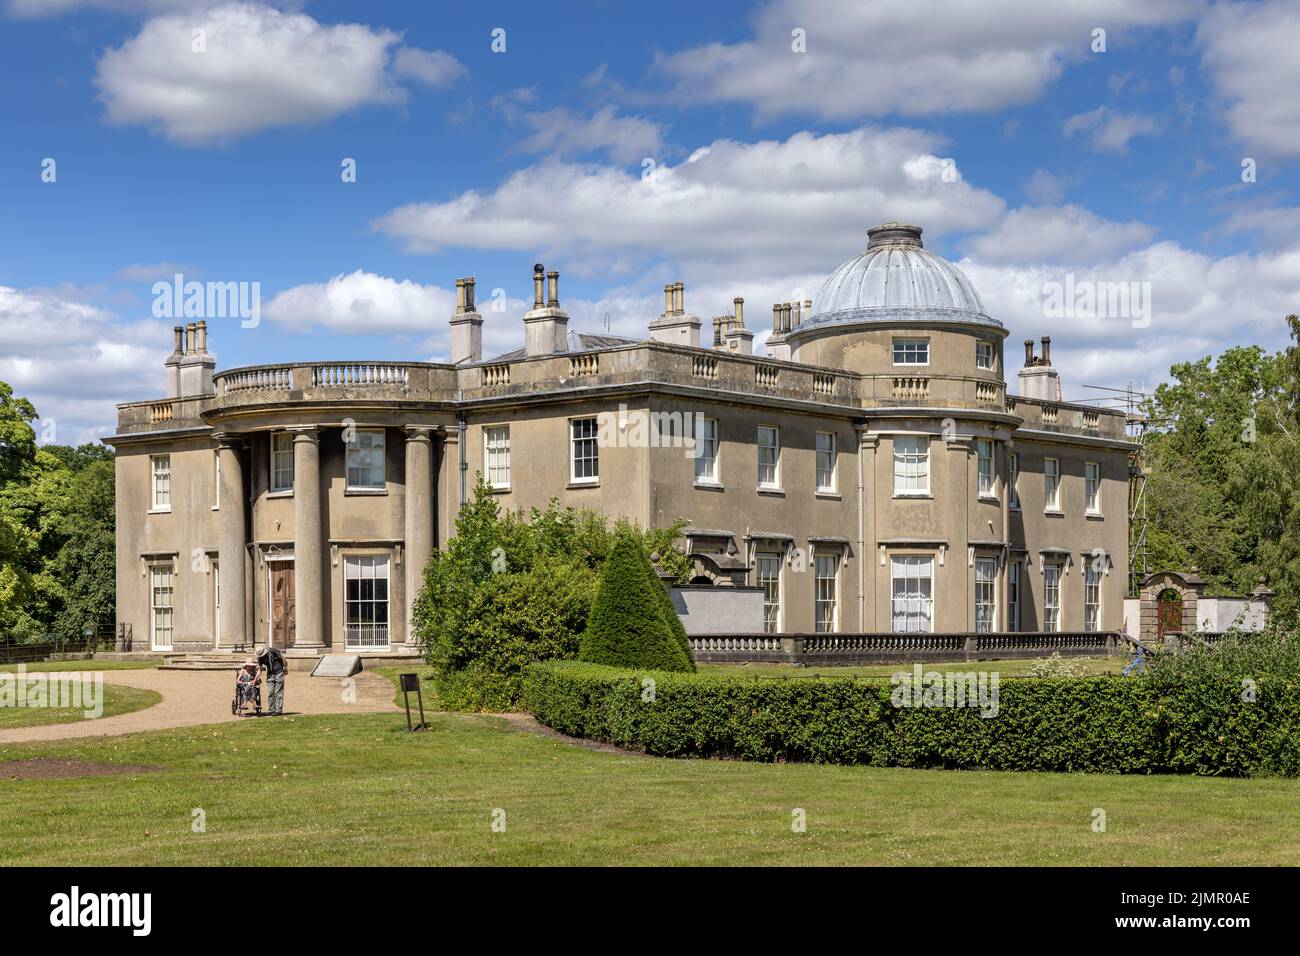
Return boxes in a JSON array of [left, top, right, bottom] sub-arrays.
[[655, 0, 1198, 120], [94, 3, 463, 146], [393, 46, 466, 89], [0, 286, 167, 445], [965, 205, 1156, 265], [501, 101, 668, 164], [373, 125, 1006, 277], [1062, 106, 1163, 154], [962, 238, 1300, 396], [1023, 168, 1072, 205], [263, 270, 454, 334], [1197, 0, 1300, 159], [261, 270, 531, 360]]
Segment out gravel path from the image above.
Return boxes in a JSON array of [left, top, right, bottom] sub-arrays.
[[0, 667, 399, 745]]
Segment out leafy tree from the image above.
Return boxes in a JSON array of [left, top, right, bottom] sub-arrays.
[[415, 478, 691, 708], [0, 377, 116, 642], [578, 533, 694, 672], [1141, 315, 1300, 621]]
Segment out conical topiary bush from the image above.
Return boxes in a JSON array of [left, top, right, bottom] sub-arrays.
[[645, 551, 696, 672], [579, 534, 694, 672]]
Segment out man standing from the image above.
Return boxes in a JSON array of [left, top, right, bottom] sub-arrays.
[[256, 644, 287, 716]]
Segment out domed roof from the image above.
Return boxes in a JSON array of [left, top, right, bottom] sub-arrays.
[[799, 222, 999, 331]]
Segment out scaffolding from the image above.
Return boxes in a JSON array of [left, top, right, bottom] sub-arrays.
[[1078, 383, 1156, 596]]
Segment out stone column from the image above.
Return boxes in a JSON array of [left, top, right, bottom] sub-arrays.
[[404, 426, 435, 647], [214, 433, 247, 650], [290, 426, 324, 651]]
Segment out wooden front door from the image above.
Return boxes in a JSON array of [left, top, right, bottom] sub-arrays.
[[1156, 589, 1182, 641], [271, 561, 296, 647]]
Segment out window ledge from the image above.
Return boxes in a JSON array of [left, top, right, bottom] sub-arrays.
[[266, 489, 293, 499], [978, 495, 1000, 504], [815, 491, 841, 499], [567, 481, 600, 490], [893, 493, 933, 500], [148, 507, 172, 515], [694, 481, 724, 491], [1044, 509, 1064, 517], [345, 488, 387, 496], [488, 485, 512, 495], [1085, 512, 1105, 520], [756, 487, 785, 497]]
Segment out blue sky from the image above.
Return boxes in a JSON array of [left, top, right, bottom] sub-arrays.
[[2, 0, 1300, 443]]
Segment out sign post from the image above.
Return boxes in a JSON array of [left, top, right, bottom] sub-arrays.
[[399, 673, 428, 732]]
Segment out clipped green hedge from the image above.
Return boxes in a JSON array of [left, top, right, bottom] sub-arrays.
[[522, 660, 1300, 776]]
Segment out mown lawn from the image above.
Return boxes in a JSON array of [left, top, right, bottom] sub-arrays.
[[0, 684, 161, 729], [0, 702, 1295, 866]]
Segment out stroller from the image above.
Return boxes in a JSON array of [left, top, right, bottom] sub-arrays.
[[231, 657, 263, 717]]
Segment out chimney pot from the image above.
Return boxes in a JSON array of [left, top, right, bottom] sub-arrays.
[[532, 264, 545, 308], [466, 277, 476, 311], [172, 325, 184, 354], [196, 320, 207, 353], [664, 284, 674, 314], [733, 297, 744, 328], [1024, 339, 1035, 367], [455, 278, 466, 314], [546, 270, 559, 308], [1041, 335, 1052, 366], [673, 281, 684, 316], [712, 316, 722, 348], [185, 322, 197, 354]]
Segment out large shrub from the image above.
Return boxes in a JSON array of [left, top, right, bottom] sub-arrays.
[[578, 535, 694, 672], [524, 650, 1300, 776], [414, 481, 690, 710]]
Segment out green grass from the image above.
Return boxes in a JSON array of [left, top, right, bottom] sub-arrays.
[[0, 683, 162, 729], [0, 703, 1296, 865], [699, 656, 1124, 679]]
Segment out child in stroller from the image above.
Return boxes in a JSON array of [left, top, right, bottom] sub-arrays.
[[232, 656, 262, 717]]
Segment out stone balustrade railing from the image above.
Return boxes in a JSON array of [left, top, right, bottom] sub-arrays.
[[689, 631, 1119, 664], [313, 363, 410, 388], [221, 366, 292, 394]]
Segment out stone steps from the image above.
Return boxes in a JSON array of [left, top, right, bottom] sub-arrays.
[[158, 653, 252, 672]]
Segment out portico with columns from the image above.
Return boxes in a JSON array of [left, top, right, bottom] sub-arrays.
[[183, 409, 447, 660]]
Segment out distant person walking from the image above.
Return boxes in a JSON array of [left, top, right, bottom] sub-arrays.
[[256, 644, 287, 716]]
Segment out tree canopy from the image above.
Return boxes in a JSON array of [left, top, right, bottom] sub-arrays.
[[1140, 315, 1299, 621]]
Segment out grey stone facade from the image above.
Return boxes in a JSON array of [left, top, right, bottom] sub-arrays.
[[109, 222, 1136, 659]]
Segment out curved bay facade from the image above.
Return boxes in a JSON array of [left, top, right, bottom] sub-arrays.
[[109, 223, 1135, 658]]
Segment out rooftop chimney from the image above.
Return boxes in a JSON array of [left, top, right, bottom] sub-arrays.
[[1018, 333, 1060, 400], [722, 301, 754, 356], [765, 303, 791, 361], [450, 275, 483, 364], [523, 263, 569, 356], [173, 320, 215, 397], [649, 279, 701, 347]]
